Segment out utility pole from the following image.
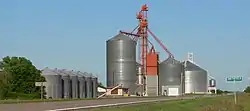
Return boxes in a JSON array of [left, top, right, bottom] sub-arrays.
[[234, 79, 237, 104], [41, 82, 43, 100], [226, 76, 242, 104], [113, 71, 115, 86]]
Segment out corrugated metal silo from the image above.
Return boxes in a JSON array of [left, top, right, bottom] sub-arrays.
[[83, 72, 93, 98], [159, 58, 183, 96], [91, 75, 98, 98], [209, 79, 216, 87], [54, 69, 71, 99], [64, 70, 79, 99], [184, 60, 208, 94], [74, 71, 86, 98], [41, 68, 62, 99], [106, 34, 137, 94]]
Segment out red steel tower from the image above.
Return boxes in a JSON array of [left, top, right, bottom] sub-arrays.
[[120, 4, 174, 95]]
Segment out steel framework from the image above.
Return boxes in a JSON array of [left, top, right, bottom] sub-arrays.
[[120, 4, 174, 95]]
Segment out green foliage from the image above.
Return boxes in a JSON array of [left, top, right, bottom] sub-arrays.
[[215, 89, 223, 94], [98, 82, 105, 88], [0, 71, 9, 99], [5, 92, 41, 100], [0, 56, 45, 99], [0, 80, 9, 99], [210, 89, 232, 95], [223, 90, 232, 93], [0, 71, 5, 80], [210, 89, 225, 94], [244, 86, 250, 93]]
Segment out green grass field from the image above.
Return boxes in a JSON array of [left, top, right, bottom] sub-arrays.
[[0, 92, 95, 104], [90, 94, 250, 111], [0, 98, 95, 104]]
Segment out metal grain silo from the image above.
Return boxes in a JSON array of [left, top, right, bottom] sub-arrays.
[[74, 71, 86, 98], [209, 79, 216, 87], [91, 75, 98, 98], [106, 34, 137, 94], [184, 60, 208, 94], [159, 58, 184, 96], [54, 69, 70, 99], [41, 68, 62, 99], [65, 70, 79, 99], [83, 72, 93, 98]]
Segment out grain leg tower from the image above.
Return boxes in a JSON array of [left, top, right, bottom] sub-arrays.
[[106, 4, 176, 96]]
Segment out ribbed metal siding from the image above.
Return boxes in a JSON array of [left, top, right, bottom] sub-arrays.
[[159, 58, 183, 95], [106, 34, 137, 94], [42, 68, 62, 99], [76, 71, 86, 98], [69, 72, 79, 99], [61, 74, 70, 98], [146, 75, 158, 96], [92, 77, 98, 98], [184, 61, 208, 93], [85, 76, 92, 98], [55, 69, 70, 99], [78, 75, 85, 98]]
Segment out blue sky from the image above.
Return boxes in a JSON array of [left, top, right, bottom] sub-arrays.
[[0, 0, 250, 91]]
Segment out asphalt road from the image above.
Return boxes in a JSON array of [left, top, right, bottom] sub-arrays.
[[0, 95, 216, 111]]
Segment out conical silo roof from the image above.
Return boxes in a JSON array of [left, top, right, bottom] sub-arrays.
[[185, 60, 206, 71], [71, 70, 84, 77], [106, 34, 136, 43], [84, 72, 92, 77], [59, 69, 77, 77], [41, 67, 60, 75], [53, 68, 69, 76], [161, 57, 181, 64], [77, 71, 94, 78], [88, 73, 96, 78]]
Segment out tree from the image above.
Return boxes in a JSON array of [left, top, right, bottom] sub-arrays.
[[210, 89, 231, 94], [0, 71, 9, 99], [0, 56, 45, 94], [217, 89, 224, 94], [244, 86, 250, 93], [223, 90, 232, 93], [98, 82, 105, 88]]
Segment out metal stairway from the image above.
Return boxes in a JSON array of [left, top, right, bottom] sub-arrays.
[[97, 84, 122, 99]]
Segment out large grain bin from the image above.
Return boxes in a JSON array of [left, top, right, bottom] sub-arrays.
[[184, 60, 208, 94], [41, 68, 62, 99], [159, 58, 184, 96], [209, 79, 216, 87], [106, 34, 137, 94]]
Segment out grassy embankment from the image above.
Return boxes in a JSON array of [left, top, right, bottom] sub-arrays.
[[0, 93, 166, 104], [90, 94, 250, 111], [0, 92, 95, 104]]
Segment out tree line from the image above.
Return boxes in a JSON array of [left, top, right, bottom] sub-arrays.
[[0, 56, 45, 100]]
